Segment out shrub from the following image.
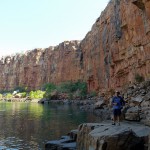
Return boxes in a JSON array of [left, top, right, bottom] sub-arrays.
[[5, 93, 13, 99], [89, 91, 97, 97], [43, 81, 88, 100], [78, 82, 87, 99], [43, 83, 56, 98], [68, 93, 73, 100], [135, 74, 144, 83], [43, 83, 56, 91], [21, 92, 27, 98], [57, 80, 87, 99], [29, 90, 45, 99], [56, 83, 67, 93]]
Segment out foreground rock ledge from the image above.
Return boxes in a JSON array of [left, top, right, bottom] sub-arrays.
[[77, 122, 150, 150]]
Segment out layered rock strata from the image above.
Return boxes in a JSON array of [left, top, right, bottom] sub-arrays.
[[0, 41, 81, 90], [80, 0, 150, 92], [0, 0, 150, 91]]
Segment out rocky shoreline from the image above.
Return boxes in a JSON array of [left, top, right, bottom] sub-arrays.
[[0, 97, 41, 103], [77, 122, 150, 150], [44, 80, 150, 150], [45, 121, 150, 150], [1, 80, 150, 124], [42, 80, 150, 123], [0, 80, 150, 149]]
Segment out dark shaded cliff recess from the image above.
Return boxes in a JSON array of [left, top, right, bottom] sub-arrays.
[[0, 0, 150, 92]]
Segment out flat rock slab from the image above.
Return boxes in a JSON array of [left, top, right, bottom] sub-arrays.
[[77, 122, 150, 150], [89, 122, 150, 137], [45, 135, 76, 150]]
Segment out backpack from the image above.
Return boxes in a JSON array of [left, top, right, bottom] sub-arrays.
[[118, 96, 125, 109]]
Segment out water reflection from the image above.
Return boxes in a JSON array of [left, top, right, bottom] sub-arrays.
[[0, 102, 99, 149]]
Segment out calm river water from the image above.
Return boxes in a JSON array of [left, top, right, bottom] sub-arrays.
[[0, 102, 100, 150]]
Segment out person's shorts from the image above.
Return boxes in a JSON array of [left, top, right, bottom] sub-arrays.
[[113, 109, 121, 116]]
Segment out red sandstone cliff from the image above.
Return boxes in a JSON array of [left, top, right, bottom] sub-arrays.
[[0, 0, 150, 92], [0, 41, 81, 90], [81, 0, 150, 92]]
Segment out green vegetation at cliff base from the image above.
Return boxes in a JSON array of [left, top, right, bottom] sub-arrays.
[[0, 81, 97, 100]]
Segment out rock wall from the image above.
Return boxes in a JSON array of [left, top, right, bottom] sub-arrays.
[[0, 0, 150, 91], [0, 41, 81, 90], [81, 0, 150, 92]]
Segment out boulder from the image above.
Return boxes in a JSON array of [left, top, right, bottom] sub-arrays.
[[140, 106, 150, 125], [141, 101, 150, 108], [125, 107, 140, 121], [93, 109, 111, 120], [50, 90, 59, 100], [45, 136, 76, 150], [25, 96, 32, 101], [94, 100, 106, 109], [14, 93, 22, 98], [127, 89, 134, 96], [131, 95, 143, 105], [142, 91, 150, 102], [45, 130, 78, 150], [12, 90, 18, 95], [68, 129, 78, 141], [77, 122, 150, 150]]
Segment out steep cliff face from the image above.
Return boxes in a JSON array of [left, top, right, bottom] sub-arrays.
[[0, 41, 81, 90], [81, 0, 150, 92], [0, 0, 150, 91]]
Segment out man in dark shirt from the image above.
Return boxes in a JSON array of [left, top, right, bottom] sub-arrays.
[[111, 91, 125, 125]]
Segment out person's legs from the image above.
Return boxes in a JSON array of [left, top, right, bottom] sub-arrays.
[[112, 116, 116, 125], [116, 109, 121, 125], [112, 109, 117, 125], [117, 115, 120, 125]]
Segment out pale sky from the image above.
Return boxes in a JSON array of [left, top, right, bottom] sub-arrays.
[[0, 0, 109, 56]]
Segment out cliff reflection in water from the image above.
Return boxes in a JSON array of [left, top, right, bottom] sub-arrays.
[[0, 102, 99, 149]]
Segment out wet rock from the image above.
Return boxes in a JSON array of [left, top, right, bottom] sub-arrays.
[[45, 136, 76, 150], [68, 130, 78, 141]]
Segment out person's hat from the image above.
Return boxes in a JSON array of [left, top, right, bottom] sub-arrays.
[[115, 91, 120, 94]]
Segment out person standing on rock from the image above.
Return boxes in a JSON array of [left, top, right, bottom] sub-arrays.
[[111, 91, 125, 125]]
